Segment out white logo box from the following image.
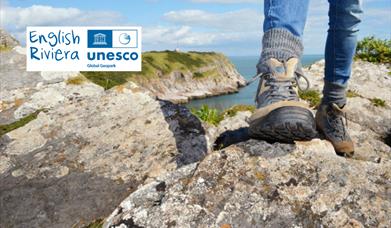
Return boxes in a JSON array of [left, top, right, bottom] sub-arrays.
[[26, 26, 142, 72]]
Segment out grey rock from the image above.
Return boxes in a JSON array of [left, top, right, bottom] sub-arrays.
[[0, 83, 209, 228], [0, 29, 19, 48], [104, 60, 391, 228], [104, 139, 391, 228], [1, 30, 389, 227], [304, 60, 391, 162]]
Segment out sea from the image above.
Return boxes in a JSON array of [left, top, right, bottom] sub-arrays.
[[186, 55, 323, 110]]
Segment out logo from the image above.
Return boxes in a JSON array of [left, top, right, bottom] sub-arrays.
[[93, 33, 107, 45], [87, 29, 138, 49], [119, 33, 131, 45], [26, 26, 142, 72], [88, 30, 112, 48]]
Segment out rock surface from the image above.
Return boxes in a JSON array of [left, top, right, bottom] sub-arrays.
[[104, 139, 391, 228], [0, 28, 19, 48], [0, 46, 246, 124], [0, 45, 100, 125], [0, 82, 210, 228], [304, 60, 391, 162], [104, 60, 391, 228], [0, 30, 390, 227]]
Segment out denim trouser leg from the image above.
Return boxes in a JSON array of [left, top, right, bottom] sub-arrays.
[[263, 0, 309, 37], [323, 0, 363, 106], [258, 0, 310, 73]]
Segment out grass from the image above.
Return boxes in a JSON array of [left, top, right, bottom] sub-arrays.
[[191, 105, 223, 126], [0, 45, 12, 52], [370, 98, 386, 107], [191, 104, 255, 126], [345, 91, 386, 108], [66, 74, 86, 85], [346, 89, 361, 98], [81, 71, 129, 90], [81, 51, 223, 90], [0, 110, 41, 137], [193, 69, 219, 79], [222, 104, 255, 117], [166, 51, 206, 69], [193, 72, 204, 78], [299, 89, 321, 108], [82, 219, 103, 228]]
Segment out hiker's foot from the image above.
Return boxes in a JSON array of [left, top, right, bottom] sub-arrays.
[[248, 58, 317, 143], [315, 103, 354, 157]]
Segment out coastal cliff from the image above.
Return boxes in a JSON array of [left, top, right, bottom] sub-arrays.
[[82, 51, 247, 103]]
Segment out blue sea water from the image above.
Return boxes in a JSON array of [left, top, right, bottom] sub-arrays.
[[186, 55, 323, 110]]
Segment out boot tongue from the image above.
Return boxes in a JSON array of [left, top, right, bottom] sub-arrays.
[[331, 103, 346, 114], [266, 58, 298, 80]]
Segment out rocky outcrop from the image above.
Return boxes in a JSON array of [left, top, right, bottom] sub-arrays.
[[1, 29, 390, 227], [304, 60, 391, 162], [0, 45, 245, 125], [104, 60, 391, 228], [0, 82, 210, 228], [0, 29, 19, 48], [104, 139, 391, 228], [0, 44, 100, 125]]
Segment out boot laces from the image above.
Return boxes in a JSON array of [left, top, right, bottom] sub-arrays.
[[247, 61, 310, 104], [326, 104, 349, 141]]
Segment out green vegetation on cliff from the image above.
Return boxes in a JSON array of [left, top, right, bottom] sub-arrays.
[[299, 89, 321, 108], [355, 36, 391, 63], [191, 104, 255, 126], [0, 45, 12, 52], [370, 98, 386, 107], [0, 110, 41, 137], [82, 51, 230, 90], [66, 74, 87, 85]]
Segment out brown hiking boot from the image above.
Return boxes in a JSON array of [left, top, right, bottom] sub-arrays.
[[248, 58, 317, 142], [316, 103, 354, 157]]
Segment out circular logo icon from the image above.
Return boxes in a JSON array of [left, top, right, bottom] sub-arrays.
[[119, 33, 131, 45]]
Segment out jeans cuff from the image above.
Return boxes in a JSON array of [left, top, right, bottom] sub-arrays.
[[321, 80, 348, 107], [257, 28, 303, 73]]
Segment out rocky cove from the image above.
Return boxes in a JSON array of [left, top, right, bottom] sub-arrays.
[[0, 30, 391, 227], [81, 50, 246, 103]]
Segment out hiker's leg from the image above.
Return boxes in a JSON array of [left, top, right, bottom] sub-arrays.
[[316, 0, 363, 157], [323, 0, 363, 106], [259, 0, 310, 72], [249, 0, 317, 142]]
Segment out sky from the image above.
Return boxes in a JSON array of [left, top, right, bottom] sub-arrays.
[[1, 0, 390, 56]]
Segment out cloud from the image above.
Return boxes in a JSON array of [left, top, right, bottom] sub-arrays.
[[143, 25, 259, 48], [153, 8, 262, 52], [2, 0, 387, 55], [0, 4, 127, 43], [0, 3, 262, 54], [164, 9, 261, 31]]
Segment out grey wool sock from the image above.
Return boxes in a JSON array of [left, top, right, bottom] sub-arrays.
[[321, 80, 348, 107], [257, 28, 304, 73]]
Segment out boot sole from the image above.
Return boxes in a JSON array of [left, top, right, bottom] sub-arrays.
[[249, 106, 318, 143], [315, 125, 355, 158]]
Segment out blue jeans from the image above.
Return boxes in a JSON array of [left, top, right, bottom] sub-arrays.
[[264, 0, 363, 86]]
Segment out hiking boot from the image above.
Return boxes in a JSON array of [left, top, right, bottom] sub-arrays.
[[316, 103, 354, 157], [248, 58, 317, 142]]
